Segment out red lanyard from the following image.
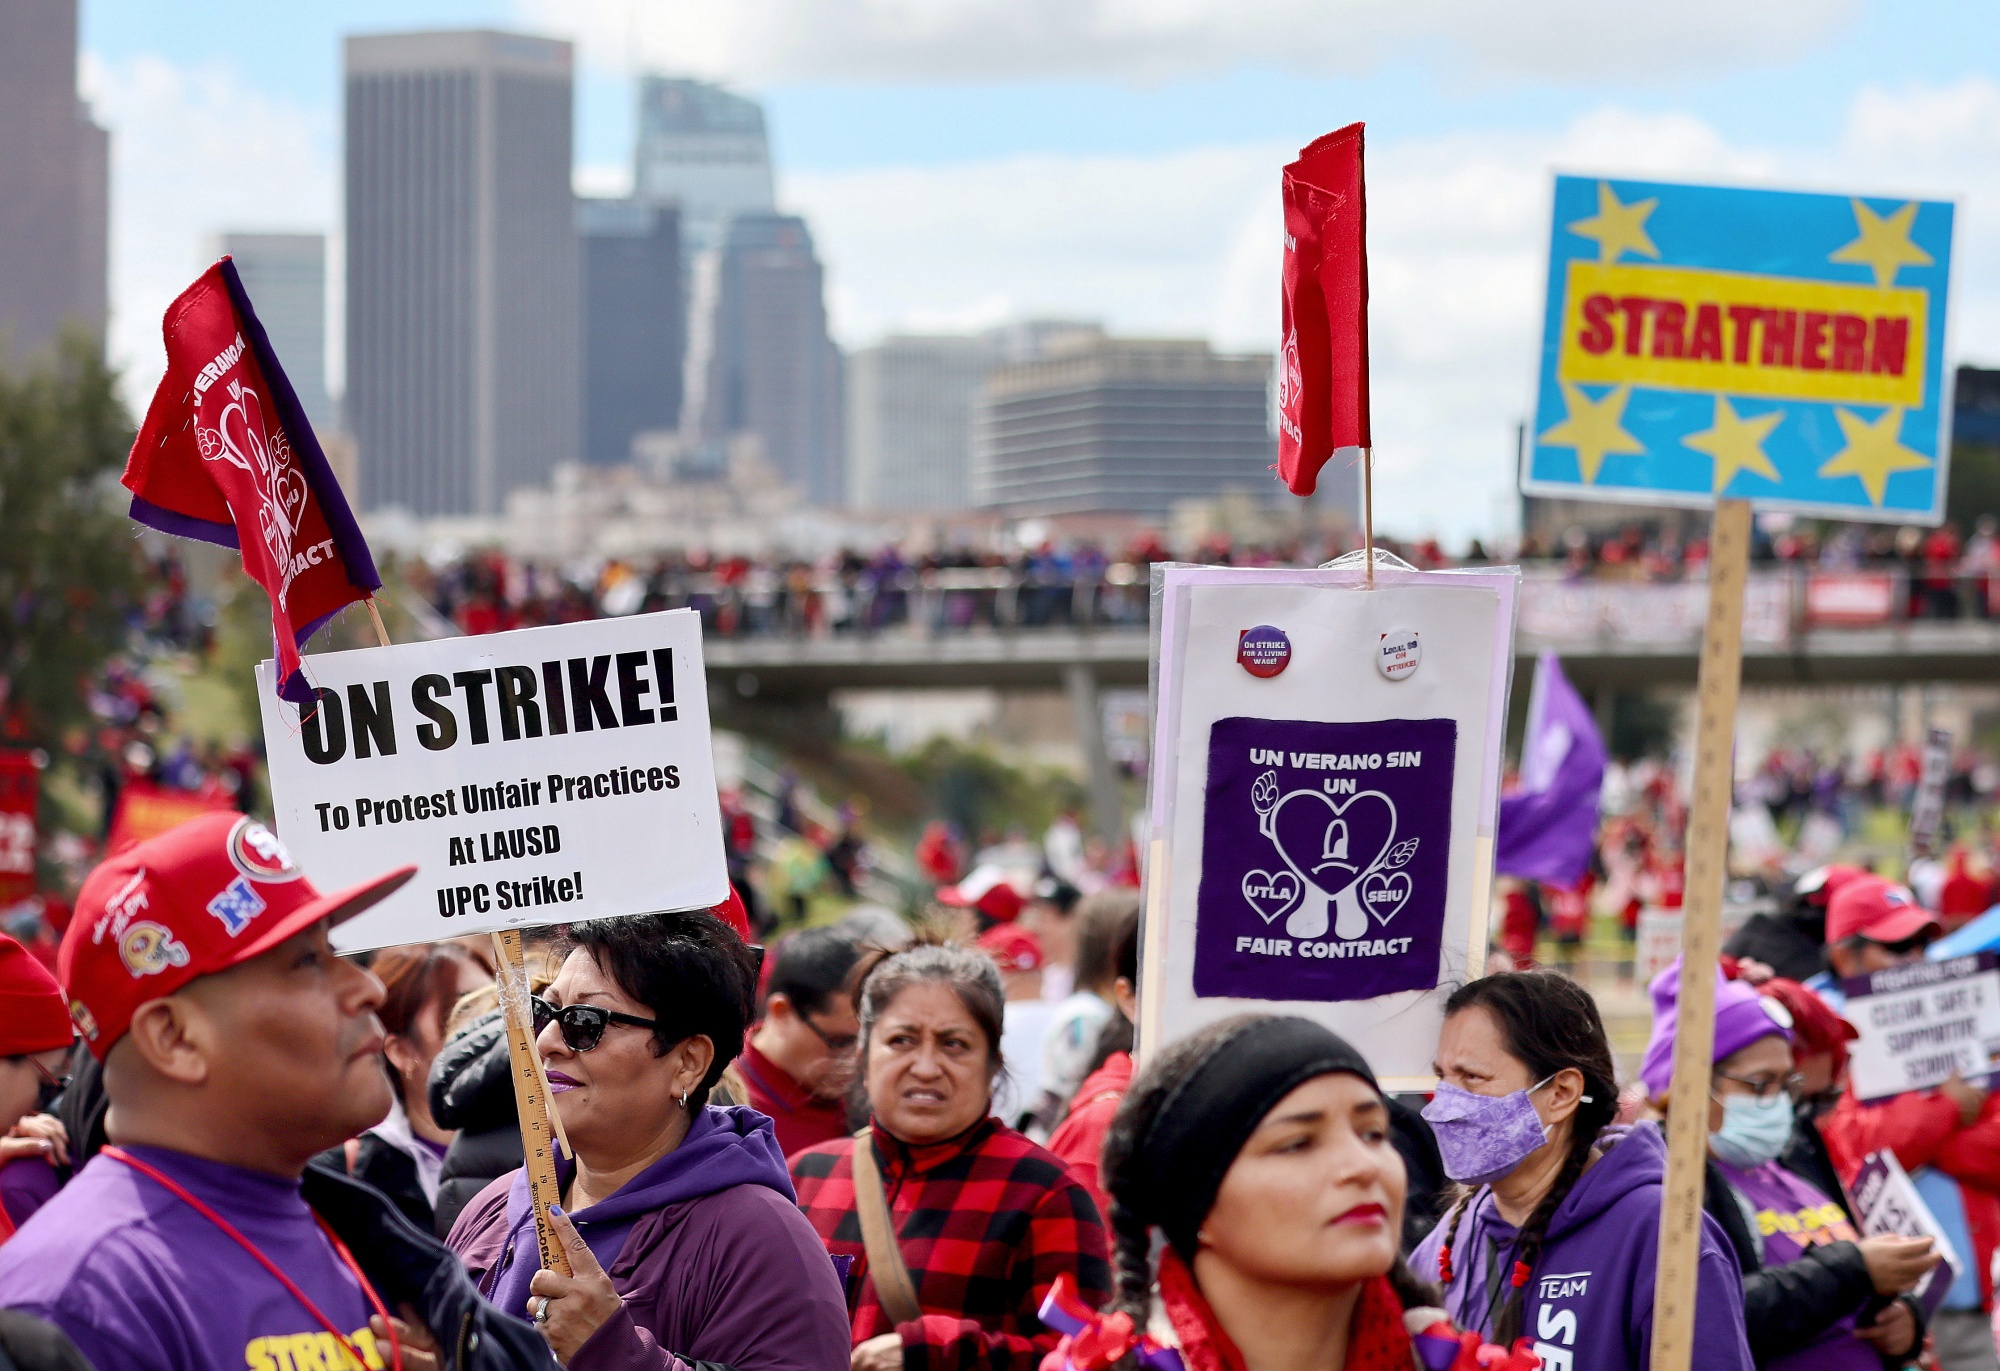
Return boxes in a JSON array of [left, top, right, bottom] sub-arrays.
[[104, 1146, 404, 1371]]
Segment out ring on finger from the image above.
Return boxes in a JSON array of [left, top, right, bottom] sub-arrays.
[[533, 1295, 552, 1324]]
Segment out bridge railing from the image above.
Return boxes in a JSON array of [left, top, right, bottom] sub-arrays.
[[429, 564, 2000, 649]]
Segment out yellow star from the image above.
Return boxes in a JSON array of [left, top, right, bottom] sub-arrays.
[[1568, 182, 1660, 263], [1818, 406, 1932, 506], [1684, 396, 1783, 494], [1539, 381, 1645, 484], [1829, 200, 1933, 289]]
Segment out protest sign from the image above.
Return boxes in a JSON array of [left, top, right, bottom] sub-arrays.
[[1523, 176, 1955, 522], [0, 751, 37, 909], [1842, 953, 2000, 1101], [106, 780, 234, 855], [1139, 563, 1516, 1088], [256, 608, 727, 952], [1908, 726, 1952, 858], [1851, 1149, 1961, 1319]]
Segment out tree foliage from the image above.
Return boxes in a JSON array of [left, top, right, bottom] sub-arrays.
[[0, 333, 139, 746]]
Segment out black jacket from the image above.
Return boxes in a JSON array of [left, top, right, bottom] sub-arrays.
[[314, 1132, 437, 1234], [302, 1158, 553, 1370], [428, 1010, 523, 1238], [1703, 1158, 1915, 1368]]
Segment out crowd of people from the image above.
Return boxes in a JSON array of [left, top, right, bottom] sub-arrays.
[[3, 808, 1998, 1371]]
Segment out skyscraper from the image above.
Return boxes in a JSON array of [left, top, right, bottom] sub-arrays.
[[632, 78, 774, 254], [696, 213, 843, 504], [344, 30, 578, 516], [973, 337, 1275, 517], [578, 198, 683, 467], [846, 336, 1001, 510], [0, 0, 108, 360], [213, 233, 332, 435]]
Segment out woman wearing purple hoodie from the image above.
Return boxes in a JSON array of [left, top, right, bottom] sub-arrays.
[[446, 910, 851, 1371], [1411, 971, 1755, 1371]]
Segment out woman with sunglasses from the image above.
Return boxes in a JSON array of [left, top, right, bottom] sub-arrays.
[[0, 935, 75, 1246], [790, 941, 1110, 1371], [1641, 960, 1938, 1371], [445, 910, 850, 1370]]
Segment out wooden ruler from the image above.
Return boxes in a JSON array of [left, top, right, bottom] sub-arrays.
[[491, 930, 572, 1277], [1648, 497, 1751, 1371]]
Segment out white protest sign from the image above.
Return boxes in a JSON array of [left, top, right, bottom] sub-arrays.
[[1843, 953, 2000, 1101], [1851, 1148, 1961, 1318], [1139, 564, 1517, 1089], [256, 609, 728, 952]]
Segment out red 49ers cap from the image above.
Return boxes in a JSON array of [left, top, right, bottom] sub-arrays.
[[60, 812, 415, 1059]]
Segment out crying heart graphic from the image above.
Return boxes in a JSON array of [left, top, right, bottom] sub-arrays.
[[1265, 789, 1397, 900], [1360, 870, 1412, 925], [1240, 869, 1301, 924]]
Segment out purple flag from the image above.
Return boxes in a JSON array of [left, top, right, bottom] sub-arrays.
[[1495, 654, 1605, 887]]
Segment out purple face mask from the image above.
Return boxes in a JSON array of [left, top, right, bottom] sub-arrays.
[[1422, 1075, 1581, 1185]]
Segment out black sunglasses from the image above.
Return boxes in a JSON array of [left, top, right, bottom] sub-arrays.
[[531, 995, 659, 1052]]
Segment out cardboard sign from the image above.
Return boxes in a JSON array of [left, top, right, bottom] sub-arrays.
[[1851, 1148, 1961, 1319], [1843, 954, 2000, 1101], [1909, 726, 1952, 858], [257, 609, 728, 952], [1523, 175, 1954, 521], [1141, 564, 1517, 1088]]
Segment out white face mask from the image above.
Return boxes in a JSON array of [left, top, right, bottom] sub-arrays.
[[1709, 1093, 1793, 1169]]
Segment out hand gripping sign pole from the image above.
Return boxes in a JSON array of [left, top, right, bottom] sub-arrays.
[[1647, 498, 1750, 1371]]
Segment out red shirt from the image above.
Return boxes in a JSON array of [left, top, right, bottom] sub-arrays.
[[1045, 1053, 1131, 1223], [738, 1041, 850, 1160]]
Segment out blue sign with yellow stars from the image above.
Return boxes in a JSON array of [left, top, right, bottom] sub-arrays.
[[1523, 175, 1954, 522]]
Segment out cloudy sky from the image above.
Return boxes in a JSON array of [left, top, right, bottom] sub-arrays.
[[80, 0, 2000, 541]]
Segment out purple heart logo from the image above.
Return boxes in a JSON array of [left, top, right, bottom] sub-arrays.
[[1361, 870, 1412, 926], [1266, 788, 1397, 900], [1240, 869, 1301, 924]]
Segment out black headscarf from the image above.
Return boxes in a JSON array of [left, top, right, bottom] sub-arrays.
[[1121, 1015, 1380, 1260]]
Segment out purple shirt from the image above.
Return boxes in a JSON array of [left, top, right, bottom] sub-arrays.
[[0, 1155, 60, 1228], [0, 1145, 385, 1371], [1711, 1159, 1880, 1371]]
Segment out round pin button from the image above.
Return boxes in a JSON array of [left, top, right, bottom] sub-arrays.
[[1378, 629, 1420, 681], [1237, 625, 1292, 678]]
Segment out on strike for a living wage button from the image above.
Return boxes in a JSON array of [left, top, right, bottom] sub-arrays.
[[1237, 625, 1292, 678]]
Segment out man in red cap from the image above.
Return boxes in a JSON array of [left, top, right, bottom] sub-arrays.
[[936, 865, 1025, 938], [0, 933, 74, 1242], [1814, 876, 2000, 1371], [0, 813, 437, 1370]]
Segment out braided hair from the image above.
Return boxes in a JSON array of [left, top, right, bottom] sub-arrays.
[[1429, 972, 1618, 1346]]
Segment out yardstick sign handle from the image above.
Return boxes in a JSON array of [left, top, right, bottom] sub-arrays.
[[491, 930, 572, 1277], [1647, 497, 1752, 1371]]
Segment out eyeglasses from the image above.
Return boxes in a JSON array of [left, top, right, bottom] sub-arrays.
[[531, 995, 660, 1053], [1712, 1070, 1806, 1102], [800, 1012, 858, 1054]]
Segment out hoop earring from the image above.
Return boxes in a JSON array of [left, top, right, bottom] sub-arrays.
[[680, 1091, 690, 1110]]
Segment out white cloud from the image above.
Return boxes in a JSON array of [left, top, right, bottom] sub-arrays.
[[517, 0, 1856, 86], [787, 91, 2000, 543], [82, 54, 335, 411]]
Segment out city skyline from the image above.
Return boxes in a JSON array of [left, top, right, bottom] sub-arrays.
[[59, 0, 2000, 539]]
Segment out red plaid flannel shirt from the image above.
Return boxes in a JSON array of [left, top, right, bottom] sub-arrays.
[[791, 1117, 1111, 1371]]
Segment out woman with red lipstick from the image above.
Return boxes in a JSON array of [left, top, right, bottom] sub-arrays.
[[1090, 1015, 1456, 1371], [789, 941, 1111, 1371]]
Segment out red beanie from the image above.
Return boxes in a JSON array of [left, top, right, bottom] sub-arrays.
[[0, 933, 72, 1056]]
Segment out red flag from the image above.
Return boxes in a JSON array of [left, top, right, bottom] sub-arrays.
[[124, 260, 380, 704], [1278, 122, 1370, 496]]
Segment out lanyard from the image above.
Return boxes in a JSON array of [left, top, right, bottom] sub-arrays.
[[104, 1147, 404, 1371]]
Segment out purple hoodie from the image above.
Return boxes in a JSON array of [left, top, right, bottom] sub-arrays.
[[1411, 1123, 1753, 1371], [449, 1105, 849, 1371]]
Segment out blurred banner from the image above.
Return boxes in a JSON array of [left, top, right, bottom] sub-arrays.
[[1523, 176, 1954, 522]]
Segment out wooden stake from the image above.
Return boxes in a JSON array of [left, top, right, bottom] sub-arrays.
[[1648, 497, 1752, 1371], [1361, 447, 1375, 588], [490, 930, 573, 1277], [365, 597, 391, 648]]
